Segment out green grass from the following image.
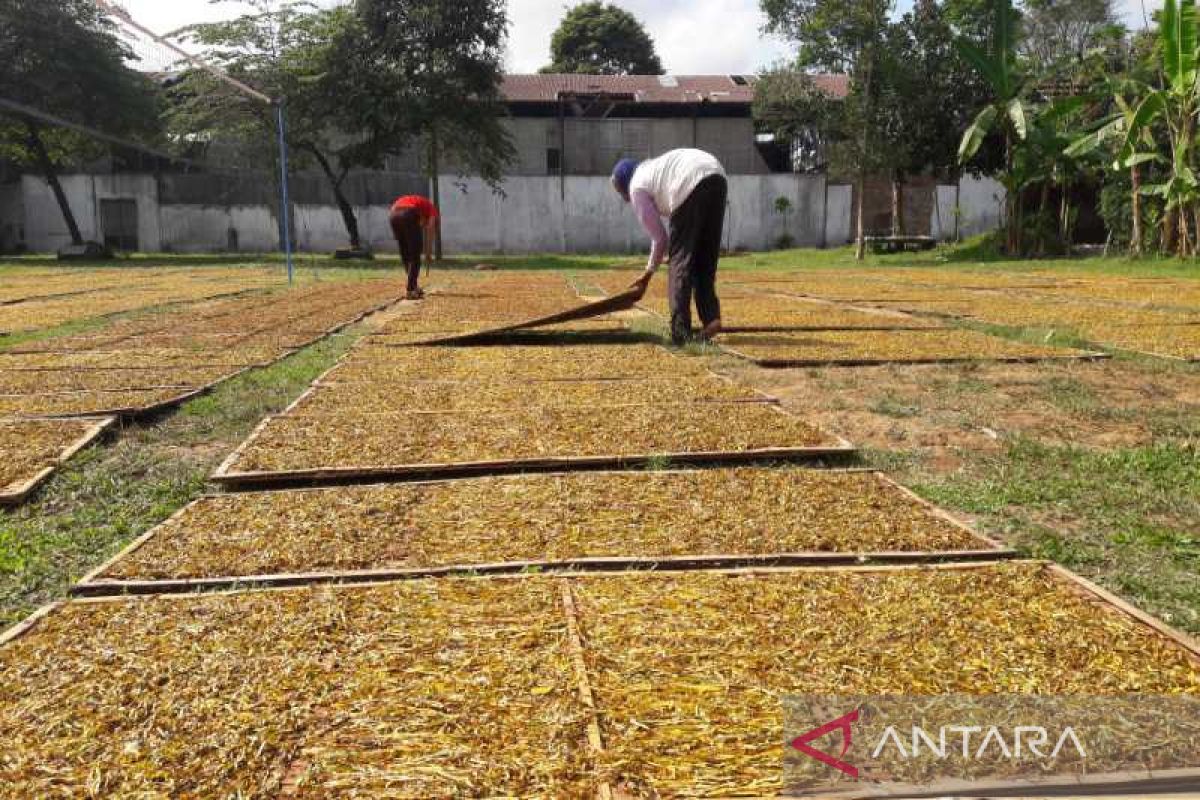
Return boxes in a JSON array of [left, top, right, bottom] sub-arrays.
[[8, 234, 1200, 279], [0, 332, 359, 627], [912, 437, 1200, 633]]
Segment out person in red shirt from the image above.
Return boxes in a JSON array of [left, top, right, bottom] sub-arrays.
[[389, 195, 439, 299]]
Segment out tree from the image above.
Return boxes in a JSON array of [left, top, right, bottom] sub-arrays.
[[1020, 0, 1124, 79], [876, 0, 983, 234], [350, 0, 516, 259], [1114, 0, 1200, 257], [957, 0, 1032, 254], [541, 2, 663, 75], [0, 0, 159, 248], [753, 67, 846, 174], [761, 0, 893, 259], [170, 1, 375, 251]]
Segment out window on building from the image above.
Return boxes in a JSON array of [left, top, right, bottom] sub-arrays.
[[546, 147, 562, 175]]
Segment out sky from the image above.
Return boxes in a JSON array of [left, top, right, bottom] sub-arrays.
[[117, 0, 1160, 76]]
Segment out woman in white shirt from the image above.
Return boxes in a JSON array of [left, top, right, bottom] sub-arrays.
[[612, 148, 727, 345]]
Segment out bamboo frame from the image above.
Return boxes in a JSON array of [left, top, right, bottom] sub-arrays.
[[0, 416, 116, 506], [75, 469, 1014, 597], [720, 344, 1112, 369], [71, 550, 1018, 598], [1, 384, 221, 421], [10, 561, 1198, 666], [282, 375, 781, 417], [209, 405, 857, 491], [560, 581, 616, 800], [0, 290, 399, 420]]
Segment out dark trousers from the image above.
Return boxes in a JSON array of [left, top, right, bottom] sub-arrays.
[[668, 175, 727, 345], [389, 207, 423, 291]]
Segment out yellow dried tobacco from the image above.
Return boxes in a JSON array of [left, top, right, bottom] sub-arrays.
[[0, 580, 592, 799], [1081, 323, 1200, 360], [332, 343, 712, 382], [103, 469, 986, 581], [574, 564, 1200, 798], [720, 329, 1090, 364], [0, 418, 106, 494], [0, 388, 196, 418], [294, 376, 763, 414], [226, 403, 838, 474], [0, 367, 234, 395]]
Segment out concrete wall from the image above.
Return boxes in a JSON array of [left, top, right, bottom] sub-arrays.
[[20, 174, 162, 252], [3, 171, 1005, 254], [438, 174, 825, 253], [824, 185, 853, 246], [956, 175, 1005, 239]]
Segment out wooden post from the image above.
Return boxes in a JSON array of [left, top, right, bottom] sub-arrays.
[[429, 126, 443, 263]]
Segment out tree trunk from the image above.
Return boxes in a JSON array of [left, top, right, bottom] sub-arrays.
[[306, 145, 361, 250], [1193, 204, 1200, 258], [1059, 182, 1072, 253], [1163, 208, 1177, 256], [1004, 133, 1019, 255], [1179, 206, 1191, 258], [1130, 166, 1142, 257], [25, 121, 83, 247], [891, 176, 903, 237], [855, 36, 876, 262], [429, 127, 443, 262], [855, 173, 867, 259], [1036, 181, 1051, 256]]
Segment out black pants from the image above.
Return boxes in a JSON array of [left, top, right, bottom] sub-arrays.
[[389, 207, 423, 292], [668, 174, 727, 345]]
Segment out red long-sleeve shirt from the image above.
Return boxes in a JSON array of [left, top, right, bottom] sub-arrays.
[[391, 195, 439, 224]]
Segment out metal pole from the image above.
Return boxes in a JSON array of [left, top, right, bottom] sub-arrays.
[[276, 101, 294, 284]]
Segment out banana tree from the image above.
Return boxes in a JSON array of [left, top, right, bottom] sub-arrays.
[[956, 0, 1030, 254], [1116, 0, 1200, 257], [1066, 81, 1158, 256]]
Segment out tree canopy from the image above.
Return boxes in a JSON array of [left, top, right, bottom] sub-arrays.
[[170, 0, 374, 249], [0, 0, 160, 246], [542, 2, 664, 75]]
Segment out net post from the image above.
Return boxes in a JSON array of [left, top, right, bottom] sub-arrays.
[[275, 100, 294, 284]]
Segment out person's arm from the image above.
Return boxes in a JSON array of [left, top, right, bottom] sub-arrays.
[[630, 190, 667, 273], [424, 217, 435, 262]]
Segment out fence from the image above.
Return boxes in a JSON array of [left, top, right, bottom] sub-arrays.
[[1, 172, 1004, 255]]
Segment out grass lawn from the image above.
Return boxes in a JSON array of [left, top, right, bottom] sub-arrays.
[[0, 332, 359, 627]]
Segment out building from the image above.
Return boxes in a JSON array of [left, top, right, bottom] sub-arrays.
[[0, 73, 1003, 255], [498, 73, 850, 177]]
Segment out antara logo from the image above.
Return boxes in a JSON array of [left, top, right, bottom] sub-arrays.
[[789, 709, 860, 778], [789, 709, 1088, 780]]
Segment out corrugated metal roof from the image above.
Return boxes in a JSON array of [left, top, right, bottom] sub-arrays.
[[502, 74, 849, 104]]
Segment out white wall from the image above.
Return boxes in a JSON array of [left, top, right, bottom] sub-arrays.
[[956, 175, 1005, 239], [5, 172, 1007, 254], [824, 185, 853, 247], [20, 174, 162, 251]]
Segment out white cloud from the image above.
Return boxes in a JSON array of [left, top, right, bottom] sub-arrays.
[[505, 0, 793, 74], [112, 0, 1158, 79], [118, 0, 795, 76]]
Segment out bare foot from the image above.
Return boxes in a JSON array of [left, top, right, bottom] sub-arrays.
[[700, 319, 723, 340]]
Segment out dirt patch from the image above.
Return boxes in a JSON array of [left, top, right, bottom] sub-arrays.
[[716, 357, 1200, 473]]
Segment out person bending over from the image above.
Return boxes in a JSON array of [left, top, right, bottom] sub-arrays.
[[389, 194, 439, 300], [612, 148, 727, 345]]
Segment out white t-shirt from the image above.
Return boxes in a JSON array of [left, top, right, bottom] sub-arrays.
[[629, 149, 726, 217]]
